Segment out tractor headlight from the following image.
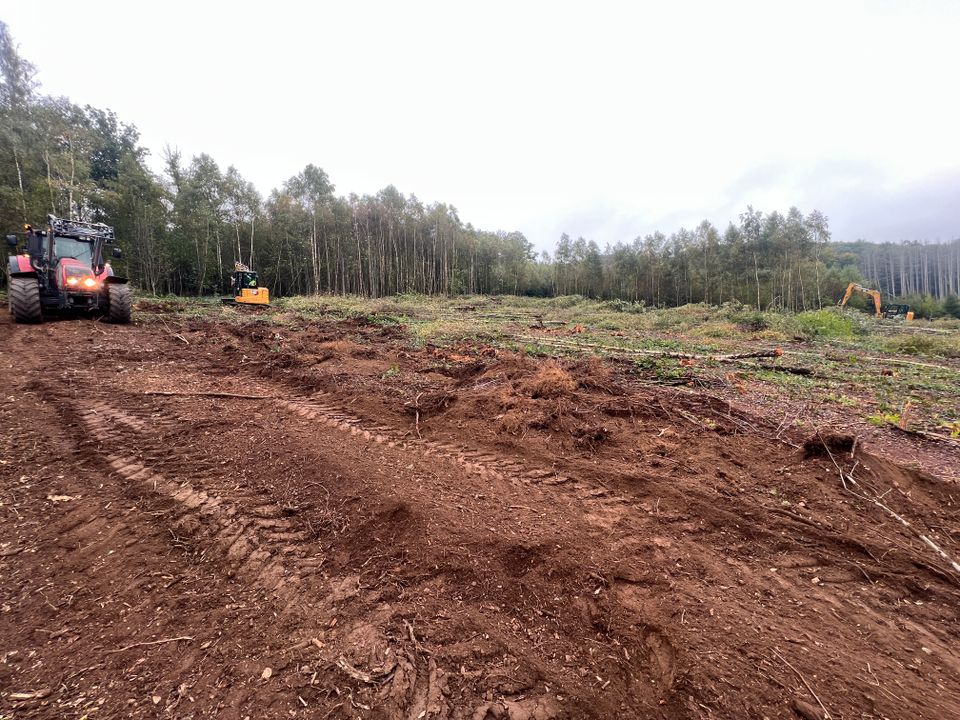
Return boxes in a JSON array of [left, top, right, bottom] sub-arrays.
[[83, 277, 97, 289], [67, 277, 79, 286]]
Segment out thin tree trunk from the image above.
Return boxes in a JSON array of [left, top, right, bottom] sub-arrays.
[[754, 253, 761, 309], [44, 150, 56, 214], [13, 147, 28, 223], [249, 215, 255, 271]]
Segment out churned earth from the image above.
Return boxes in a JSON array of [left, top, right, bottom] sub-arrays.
[[1, 307, 958, 719]]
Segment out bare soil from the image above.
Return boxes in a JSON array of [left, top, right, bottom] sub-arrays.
[[1, 311, 959, 719]]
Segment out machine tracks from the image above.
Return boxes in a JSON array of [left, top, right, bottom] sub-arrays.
[[275, 391, 641, 519], [71, 381, 648, 610], [66, 394, 648, 717], [76, 401, 322, 604]]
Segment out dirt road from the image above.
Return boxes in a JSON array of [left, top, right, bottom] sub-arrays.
[[1, 311, 958, 719]]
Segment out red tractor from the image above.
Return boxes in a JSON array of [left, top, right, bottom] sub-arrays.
[[6, 214, 131, 324]]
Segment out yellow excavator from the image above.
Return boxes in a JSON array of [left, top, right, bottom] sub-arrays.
[[838, 282, 912, 320], [223, 262, 270, 306]]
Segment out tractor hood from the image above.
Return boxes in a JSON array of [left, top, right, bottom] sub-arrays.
[[57, 258, 113, 291]]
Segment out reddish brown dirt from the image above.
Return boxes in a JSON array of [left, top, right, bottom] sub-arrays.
[[2, 312, 959, 719]]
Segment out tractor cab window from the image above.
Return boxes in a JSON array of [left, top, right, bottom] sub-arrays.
[[53, 237, 93, 265], [239, 272, 258, 288]]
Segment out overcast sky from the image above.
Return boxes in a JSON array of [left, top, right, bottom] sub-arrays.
[[5, 1, 959, 250]]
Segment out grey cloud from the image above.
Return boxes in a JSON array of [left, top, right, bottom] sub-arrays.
[[538, 161, 959, 250]]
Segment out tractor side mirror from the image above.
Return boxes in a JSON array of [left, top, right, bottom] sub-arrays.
[[112, 247, 123, 259], [5, 235, 17, 248]]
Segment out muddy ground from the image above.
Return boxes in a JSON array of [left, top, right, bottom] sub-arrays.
[[1, 309, 958, 719]]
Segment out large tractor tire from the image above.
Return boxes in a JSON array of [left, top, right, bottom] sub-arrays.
[[9, 277, 42, 323], [106, 284, 132, 324]]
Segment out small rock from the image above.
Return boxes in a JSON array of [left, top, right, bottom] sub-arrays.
[[261, 667, 272, 680]]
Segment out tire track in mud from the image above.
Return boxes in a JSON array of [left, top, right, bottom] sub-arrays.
[[78, 387, 682, 705], [267, 382, 960, 668], [74, 398, 670, 718], [273, 392, 644, 525], [78, 384, 634, 593], [76, 401, 320, 603], [269, 397, 684, 706], [71, 380, 960, 719], [270, 393, 685, 695]]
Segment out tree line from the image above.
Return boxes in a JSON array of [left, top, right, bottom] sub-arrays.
[[2, 22, 958, 317]]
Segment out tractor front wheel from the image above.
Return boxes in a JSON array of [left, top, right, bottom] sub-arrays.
[[106, 284, 132, 324], [9, 277, 42, 323]]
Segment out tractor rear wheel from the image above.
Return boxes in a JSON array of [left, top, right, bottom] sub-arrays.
[[9, 277, 42, 323], [107, 284, 132, 324]]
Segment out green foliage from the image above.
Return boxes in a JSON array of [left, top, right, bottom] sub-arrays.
[[381, 365, 400, 379], [867, 412, 901, 427], [548, 295, 588, 309], [898, 294, 943, 320], [600, 298, 646, 313], [941, 295, 960, 319], [726, 308, 769, 332], [885, 334, 960, 358], [792, 310, 863, 340], [3, 22, 960, 317]]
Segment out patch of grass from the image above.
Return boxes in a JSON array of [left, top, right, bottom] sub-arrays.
[[699, 321, 740, 338], [522, 342, 551, 357], [381, 365, 400, 379], [884, 334, 960, 358], [825, 393, 859, 407], [791, 309, 865, 340], [866, 412, 901, 427], [940, 420, 960, 438]]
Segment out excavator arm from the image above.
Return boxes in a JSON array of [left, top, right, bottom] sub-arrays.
[[839, 283, 856, 308], [838, 282, 882, 317]]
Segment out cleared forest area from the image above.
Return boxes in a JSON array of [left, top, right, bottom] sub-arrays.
[[154, 294, 960, 474], [2, 295, 958, 719]]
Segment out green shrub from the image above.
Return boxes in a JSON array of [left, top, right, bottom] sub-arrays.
[[549, 294, 587, 309], [600, 299, 646, 314], [792, 309, 862, 340], [728, 310, 769, 332], [652, 312, 684, 330], [942, 295, 960, 319]]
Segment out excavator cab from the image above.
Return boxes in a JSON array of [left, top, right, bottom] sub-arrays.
[[881, 304, 914, 320], [224, 263, 269, 305]]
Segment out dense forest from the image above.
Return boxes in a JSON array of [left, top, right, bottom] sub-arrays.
[[2, 23, 959, 317]]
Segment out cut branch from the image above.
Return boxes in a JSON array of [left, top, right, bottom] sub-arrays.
[[143, 391, 276, 400], [106, 636, 194, 654]]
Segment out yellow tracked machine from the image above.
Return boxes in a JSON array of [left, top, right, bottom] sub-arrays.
[[223, 262, 269, 306]]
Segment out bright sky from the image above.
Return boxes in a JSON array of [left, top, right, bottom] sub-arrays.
[[5, 1, 959, 249]]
